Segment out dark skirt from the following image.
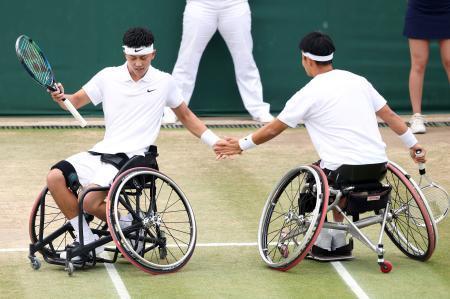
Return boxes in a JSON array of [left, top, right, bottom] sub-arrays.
[[403, 0, 450, 40]]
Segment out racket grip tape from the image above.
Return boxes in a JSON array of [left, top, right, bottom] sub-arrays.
[[63, 99, 87, 127], [415, 150, 426, 173]]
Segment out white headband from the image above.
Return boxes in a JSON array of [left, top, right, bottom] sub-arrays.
[[302, 51, 334, 62], [122, 44, 155, 55]]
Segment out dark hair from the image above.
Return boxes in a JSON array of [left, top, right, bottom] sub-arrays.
[[299, 31, 335, 65], [123, 27, 154, 48]]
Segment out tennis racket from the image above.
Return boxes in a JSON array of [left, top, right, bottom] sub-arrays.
[[15, 35, 87, 127], [415, 150, 449, 224]]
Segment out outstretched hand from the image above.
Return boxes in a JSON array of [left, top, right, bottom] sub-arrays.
[[214, 137, 242, 159]]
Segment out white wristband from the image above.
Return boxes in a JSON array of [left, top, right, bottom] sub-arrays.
[[239, 134, 257, 151], [399, 128, 418, 148], [200, 129, 220, 148]]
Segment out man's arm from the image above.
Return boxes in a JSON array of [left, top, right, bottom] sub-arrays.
[[214, 119, 289, 156], [49, 83, 91, 110], [172, 103, 220, 147], [376, 104, 426, 163]]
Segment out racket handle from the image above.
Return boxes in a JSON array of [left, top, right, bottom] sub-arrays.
[[63, 99, 87, 127], [415, 150, 426, 173]]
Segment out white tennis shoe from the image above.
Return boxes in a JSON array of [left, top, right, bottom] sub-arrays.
[[409, 113, 426, 134], [59, 234, 104, 260]]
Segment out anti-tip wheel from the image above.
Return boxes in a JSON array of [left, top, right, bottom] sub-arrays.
[[380, 260, 393, 273]]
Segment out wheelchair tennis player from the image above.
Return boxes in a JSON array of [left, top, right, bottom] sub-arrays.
[[214, 31, 426, 260], [47, 27, 222, 257]]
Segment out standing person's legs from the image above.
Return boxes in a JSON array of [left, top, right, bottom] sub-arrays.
[[409, 39, 430, 115], [164, 2, 218, 123], [218, 2, 272, 122], [439, 39, 450, 82], [408, 39, 429, 133]]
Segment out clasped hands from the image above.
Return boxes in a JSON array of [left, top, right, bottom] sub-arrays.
[[213, 137, 243, 159]]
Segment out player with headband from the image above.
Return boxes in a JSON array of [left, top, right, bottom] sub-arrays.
[[47, 27, 222, 257], [214, 31, 426, 260]]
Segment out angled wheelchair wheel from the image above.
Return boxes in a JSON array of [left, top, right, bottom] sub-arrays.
[[106, 167, 197, 274], [258, 165, 329, 271], [29, 187, 106, 259], [29, 187, 73, 258], [383, 162, 437, 261]]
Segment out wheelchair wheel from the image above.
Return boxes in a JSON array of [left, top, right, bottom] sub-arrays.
[[29, 187, 106, 259], [106, 167, 197, 274], [258, 165, 329, 270], [383, 162, 437, 261], [29, 187, 73, 258]]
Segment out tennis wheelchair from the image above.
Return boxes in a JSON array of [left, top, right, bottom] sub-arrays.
[[28, 147, 197, 275], [258, 161, 437, 273]]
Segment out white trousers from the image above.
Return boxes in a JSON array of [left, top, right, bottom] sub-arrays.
[[172, 1, 270, 117]]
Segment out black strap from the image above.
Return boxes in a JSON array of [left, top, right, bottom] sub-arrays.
[[88, 151, 129, 170]]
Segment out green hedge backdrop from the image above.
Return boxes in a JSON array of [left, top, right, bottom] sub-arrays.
[[0, 0, 448, 116]]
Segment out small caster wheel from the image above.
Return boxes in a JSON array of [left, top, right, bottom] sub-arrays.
[[380, 260, 392, 273], [65, 262, 74, 276], [30, 257, 41, 270]]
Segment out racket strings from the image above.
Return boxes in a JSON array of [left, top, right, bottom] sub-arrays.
[[17, 38, 53, 86], [422, 186, 449, 217]]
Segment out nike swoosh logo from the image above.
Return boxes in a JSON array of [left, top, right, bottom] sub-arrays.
[[134, 48, 143, 52], [147, 89, 156, 93]]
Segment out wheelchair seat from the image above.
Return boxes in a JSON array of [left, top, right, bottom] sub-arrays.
[[329, 163, 390, 218]]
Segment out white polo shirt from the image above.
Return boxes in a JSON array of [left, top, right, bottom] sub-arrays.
[[277, 69, 388, 170], [83, 63, 183, 156]]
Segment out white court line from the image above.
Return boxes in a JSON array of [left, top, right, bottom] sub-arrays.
[[332, 262, 370, 299], [103, 261, 131, 299], [2, 244, 370, 299], [0, 248, 28, 252], [195, 242, 257, 247]]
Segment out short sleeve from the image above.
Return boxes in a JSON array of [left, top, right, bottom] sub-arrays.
[[165, 77, 184, 108], [364, 80, 387, 112], [82, 69, 107, 106], [277, 88, 312, 128]]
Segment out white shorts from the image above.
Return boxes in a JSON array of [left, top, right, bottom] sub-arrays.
[[66, 152, 119, 187]]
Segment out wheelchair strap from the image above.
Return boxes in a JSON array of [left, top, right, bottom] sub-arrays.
[[88, 151, 129, 170]]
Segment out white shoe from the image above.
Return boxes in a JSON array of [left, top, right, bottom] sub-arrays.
[[409, 113, 426, 134], [330, 230, 347, 250], [162, 107, 177, 124], [314, 228, 332, 251], [59, 234, 104, 260], [252, 112, 274, 123], [119, 213, 145, 253]]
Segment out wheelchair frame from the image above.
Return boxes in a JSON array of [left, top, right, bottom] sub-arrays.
[[258, 161, 437, 273], [28, 165, 197, 276]]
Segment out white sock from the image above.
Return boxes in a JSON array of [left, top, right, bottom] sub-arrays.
[[69, 216, 95, 244], [314, 228, 332, 251]]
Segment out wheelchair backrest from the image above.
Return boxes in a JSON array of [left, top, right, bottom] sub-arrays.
[[115, 146, 159, 179], [331, 163, 387, 187]]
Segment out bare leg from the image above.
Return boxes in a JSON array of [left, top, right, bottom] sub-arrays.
[[82, 185, 108, 221], [408, 39, 430, 114], [47, 169, 79, 219], [439, 39, 450, 82], [332, 197, 346, 222]]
